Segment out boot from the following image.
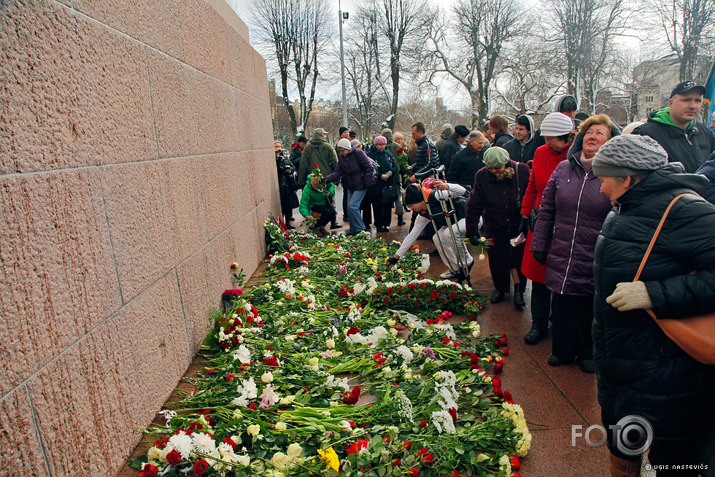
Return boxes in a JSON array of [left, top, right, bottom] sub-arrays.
[[513, 284, 525, 308], [330, 219, 341, 229], [397, 214, 406, 226], [609, 453, 641, 477], [490, 290, 505, 303]]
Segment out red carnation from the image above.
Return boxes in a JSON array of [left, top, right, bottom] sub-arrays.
[[417, 447, 428, 455], [422, 453, 435, 465], [222, 436, 237, 450], [408, 468, 419, 477], [139, 464, 159, 477], [346, 438, 369, 455], [448, 407, 457, 423], [193, 460, 209, 475], [492, 376, 502, 388], [403, 440, 412, 450], [154, 435, 169, 448], [166, 449, 182, 466], [314, 163, 319, 168], [419, 419, 427, 427], [392, 458, 401, 466], [511, 454, 521, 470], [494, 362, 503, 374], [502, 346, 509, 356], [248, 403, 257, 410]]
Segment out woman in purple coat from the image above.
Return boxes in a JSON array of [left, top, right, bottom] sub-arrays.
[[530, 115, 618, 373], [325, 138, 375, 235]]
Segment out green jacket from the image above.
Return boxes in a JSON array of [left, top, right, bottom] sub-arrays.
[[299, 174, 335, 217], [382, 129, 400, 157], [298, 132, 338, 187]]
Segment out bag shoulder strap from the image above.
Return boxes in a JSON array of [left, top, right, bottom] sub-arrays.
[[634, 193, 695, 281]]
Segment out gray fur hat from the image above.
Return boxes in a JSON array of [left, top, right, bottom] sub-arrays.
[[592, 135, 668, 177]]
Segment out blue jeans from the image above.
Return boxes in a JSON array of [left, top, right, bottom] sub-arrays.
[[346, 189, 367, 233]]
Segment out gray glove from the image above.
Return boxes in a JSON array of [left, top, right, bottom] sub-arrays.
[[606, 281, 653, 311]]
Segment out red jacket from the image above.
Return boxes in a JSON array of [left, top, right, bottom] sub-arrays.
[[520, 144, 570, 283]]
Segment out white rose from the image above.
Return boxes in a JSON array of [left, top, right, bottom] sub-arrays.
[[261, 372, 274, 383], [279, 395, 295, 405], [325, 339, 335, 349], [271, 452, 292, 470], [433, 372, 442, 380], [275, 422, 287, 431], [479, 253, 486, 261], [285, 335, 296, 342], [247, 424, 261, 436], [386, 319, 396, 326], [287, 443, 303, 459], [237, 455, 250, 466], [308, 357, 319, 366], [146, 446, 163, 463]]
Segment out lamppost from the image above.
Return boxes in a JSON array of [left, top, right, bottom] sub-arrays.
[[338, 0, 348, 128]]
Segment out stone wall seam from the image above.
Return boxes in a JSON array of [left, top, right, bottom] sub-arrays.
[[24, 384, 53, 477], [174, 269, 194, 353], [144, 47, 163, 162], [194, 157, 211, 243], [98, 169, 125, 306]]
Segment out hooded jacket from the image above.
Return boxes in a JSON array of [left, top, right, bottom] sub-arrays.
[[633, 107, 715, 173], [298, 131, 339, 187], [289, 142, 303, 169], [530, 152, 612, 295], [593, 163, 715, 440], [446, 142, 489, 189], [382, 129, 400, 157], [325, 147, 374, 191], [299, 174, 335, 217], [491, 130, 514, 149], [503, 115, 541, 165], [436, 125, 453, 153]]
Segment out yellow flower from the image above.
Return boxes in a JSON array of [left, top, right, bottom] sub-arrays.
[[317, 447, 340, 472]]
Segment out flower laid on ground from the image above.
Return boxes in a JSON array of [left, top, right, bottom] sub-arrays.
[[130, 217, 528, 476]]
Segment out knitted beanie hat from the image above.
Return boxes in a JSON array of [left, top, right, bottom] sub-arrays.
[[540, 112, 574, 137], [337, 138, 352, 150], [454, 125, 470, 137], [483, 147, 510, 168], [592, 135, 668, 177], [351, 139, 361, 148], [339, 126, 349, 136], [404, 184, 424, 205], [373, 135, 387, 145]]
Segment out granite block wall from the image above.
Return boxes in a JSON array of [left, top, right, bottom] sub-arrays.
[[0, 0, 277, 474]]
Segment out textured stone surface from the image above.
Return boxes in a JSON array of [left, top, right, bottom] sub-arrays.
[[101, 158, 206, 302], [72, 0, 186, 60], [179, 0, 230, 84], [2, 0, 276, 474], [0, 170, 122, 396], [199, 152, 255, 240], [28, 274, 190, 476], [0, 387, 50, 477]]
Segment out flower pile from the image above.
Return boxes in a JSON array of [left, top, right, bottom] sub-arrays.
[[130, 217, 530, 476]]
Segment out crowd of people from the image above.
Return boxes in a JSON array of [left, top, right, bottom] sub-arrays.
[[273, 80, 715, 476]]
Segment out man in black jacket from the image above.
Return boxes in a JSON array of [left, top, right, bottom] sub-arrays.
[[447, 131, 489, 190], [440, 124, 469, 174], [408, 122, 440, 182], [633, 81, 715, 172], [289, 135, 308, 169], [503, 115, 543, 165]]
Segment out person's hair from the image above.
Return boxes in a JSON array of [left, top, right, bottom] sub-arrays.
[[274, 141, 283, 148], [613, 172, 651, 186], [579, 114, 613, 136], [575, 111, 589, 121], [394, 132, 404, 142], [489, 115, 508, 132], [412, 122, 426, 133], [468, 131, 484, 140], [515, 115, 531, 130], [556, 132, 575, 143]]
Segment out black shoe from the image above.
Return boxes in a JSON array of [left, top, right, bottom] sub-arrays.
[[490, 290, 505, 303], [547, 355, 573, 367], [524, 328, 547, 344], [289, 217, 296, 222], [513, 284, 525, 308], [343, 216, 349, 223], [377, 226, 390, 232], [286, 223, 296, 230], [578, 359, 596, 374], [330, 221, 342, 229], [397, 216, 406, 226]]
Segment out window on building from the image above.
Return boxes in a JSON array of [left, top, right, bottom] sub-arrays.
[[645, 95, 654, 103]]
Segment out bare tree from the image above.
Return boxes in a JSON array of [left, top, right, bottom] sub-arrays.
[[548, 0, 631, 114], [429, 0, 522, 127], [251, 0, 332, 135], [651, 0, 715, 81], [376, 0, 432, 130]]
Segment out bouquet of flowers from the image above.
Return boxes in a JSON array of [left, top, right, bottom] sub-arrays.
[[130, 223, 530, 477], [469, 236, 493, 261], [302, 213, 319, 230]]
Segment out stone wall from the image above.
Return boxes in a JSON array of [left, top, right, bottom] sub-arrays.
[[0, 1, 278, 475]]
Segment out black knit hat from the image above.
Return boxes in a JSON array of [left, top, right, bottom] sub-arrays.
[[339, 126, 349, 135], [297, 135, 308, 143], [454, 125, 470, 137], [404, 184, 424, 205]]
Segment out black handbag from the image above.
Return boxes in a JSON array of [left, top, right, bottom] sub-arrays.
[[381, 183, 399, 204], [527, 208, 538, 232]]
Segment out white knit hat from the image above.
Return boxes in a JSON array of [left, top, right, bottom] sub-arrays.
[[337, 138, 352, 150], [540, 112, 575, 137]]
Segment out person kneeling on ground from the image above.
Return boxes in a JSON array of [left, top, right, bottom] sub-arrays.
[[388, 181, 473, 279], [299, 173, 336, 237]]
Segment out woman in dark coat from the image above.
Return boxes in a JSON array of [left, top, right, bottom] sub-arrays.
[[325, 138, 375, 235], [530, 115, 616, 372], [592, 134, 715, 476], [364, 135, 399, 232], [465, 147, 530, 307], [275, 141, 299, 229]]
